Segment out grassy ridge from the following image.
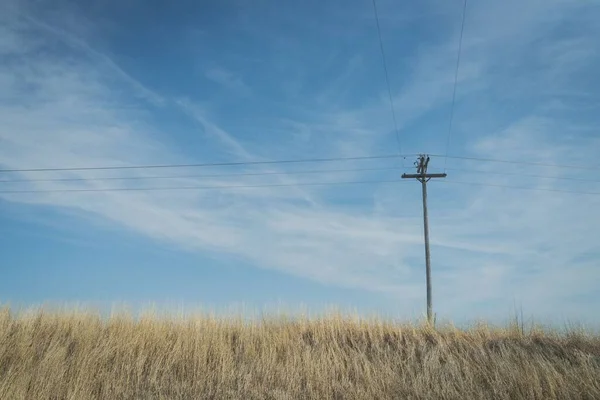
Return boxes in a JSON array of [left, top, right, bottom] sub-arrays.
[[1, 307, 599, 399]]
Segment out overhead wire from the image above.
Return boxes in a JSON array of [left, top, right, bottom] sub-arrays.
[[3, 167, 599, 196], [0, 154, 600, 173], [435, 180, 600, 196], [430, 154, 600, 171], [4, 152, 600, 177], [446, 167, 600, 183], [0, 166, 402, 184], [372, 0, 404, 165], [5, 177, 600, 196], [0, 154, 409, 174], [443, 0, 468, 172], [0, 178, 408, 194]]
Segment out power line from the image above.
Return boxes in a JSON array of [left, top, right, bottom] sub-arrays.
[[5, 152, 597, 176], [436, 179, 600, 196], [447, 167, 600, 183], [443, 0, 468, 172], [372, 0, 403, 162], [0, 166, 402, 184], [0, 154, 407, 174], [430, 154, 600, 171], [0, 178, 408, 194]]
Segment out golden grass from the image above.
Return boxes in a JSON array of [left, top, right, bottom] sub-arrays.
[[1, 307, 599, 399]]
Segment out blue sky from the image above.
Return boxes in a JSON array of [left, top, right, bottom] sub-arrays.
[[1, 0, 600, 326]]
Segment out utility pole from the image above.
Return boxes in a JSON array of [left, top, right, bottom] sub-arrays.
[[402, 154, 447, 325]]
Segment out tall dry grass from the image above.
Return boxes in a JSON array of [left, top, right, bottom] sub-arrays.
[[1, 307, 599, 399]]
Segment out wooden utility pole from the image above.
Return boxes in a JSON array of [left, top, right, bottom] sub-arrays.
[[402, 154, 446, 325]]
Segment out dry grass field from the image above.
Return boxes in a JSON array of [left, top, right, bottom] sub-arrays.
[[1, 306, 599, 399]]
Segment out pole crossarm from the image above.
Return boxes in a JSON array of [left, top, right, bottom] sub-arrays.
[[401, 173, 448, 179]]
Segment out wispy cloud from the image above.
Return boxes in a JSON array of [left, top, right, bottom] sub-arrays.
[[0, 14, 420, 299], [20, 15, 165, 106], [204, 68, 251, 96]]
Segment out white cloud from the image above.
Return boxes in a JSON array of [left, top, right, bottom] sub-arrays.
[[204, 68, 251, 96], [0, 17, 424, 301]]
